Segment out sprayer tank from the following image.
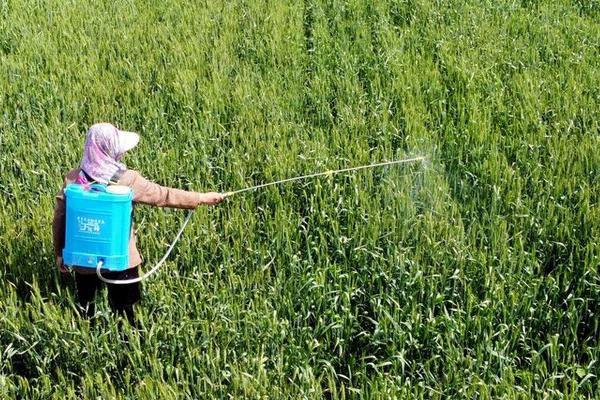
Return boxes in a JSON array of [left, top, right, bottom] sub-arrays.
[[63, 184, 133, 271]]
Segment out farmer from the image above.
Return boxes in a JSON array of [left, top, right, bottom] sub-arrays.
[[52, 122, 224, 323]]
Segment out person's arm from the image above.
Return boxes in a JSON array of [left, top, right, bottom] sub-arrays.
[[119, 170, 224, 209], [51, 186, 68, 273]]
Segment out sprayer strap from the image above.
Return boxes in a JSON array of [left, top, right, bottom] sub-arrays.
[[80, 169, 124, 185], [80, 169, 95, 183], [109, 169, 124, 185]]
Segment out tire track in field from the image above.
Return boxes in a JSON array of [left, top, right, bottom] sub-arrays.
[[300, 0, 339, 128], [302, 0, 317, 124]]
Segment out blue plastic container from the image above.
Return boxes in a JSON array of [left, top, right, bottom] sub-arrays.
[[63, 184, 133, 271]]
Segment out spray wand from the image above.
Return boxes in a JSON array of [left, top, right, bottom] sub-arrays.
[[96, 156, 426, 284]]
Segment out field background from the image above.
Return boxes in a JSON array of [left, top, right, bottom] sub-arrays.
[[1, 0, 599, 398]]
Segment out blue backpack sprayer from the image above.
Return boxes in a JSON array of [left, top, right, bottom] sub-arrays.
[[62, 156, 426, 285], [63, 183, 133, 271]]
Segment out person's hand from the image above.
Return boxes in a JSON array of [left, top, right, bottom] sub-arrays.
[[56, 256, 69, 274], [199, 192, 225, 205]]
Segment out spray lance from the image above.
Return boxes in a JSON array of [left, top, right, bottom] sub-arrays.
[[62, 156, 425, 285]]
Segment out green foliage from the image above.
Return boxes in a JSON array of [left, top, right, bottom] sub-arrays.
[[1, 0, 598, 398]]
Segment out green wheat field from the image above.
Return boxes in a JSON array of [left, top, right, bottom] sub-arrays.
[[1, 0, 599, 398]]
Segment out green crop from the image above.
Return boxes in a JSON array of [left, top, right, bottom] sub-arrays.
[[1, 0, 598, 398]]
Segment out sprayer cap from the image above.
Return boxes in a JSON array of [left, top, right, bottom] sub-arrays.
[[106, 185, 132, 195]]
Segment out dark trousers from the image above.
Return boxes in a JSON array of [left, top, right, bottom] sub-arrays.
[[75, 267, 141, 324]]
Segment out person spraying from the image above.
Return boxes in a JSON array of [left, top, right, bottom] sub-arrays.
[[52, 123, 224, 323]]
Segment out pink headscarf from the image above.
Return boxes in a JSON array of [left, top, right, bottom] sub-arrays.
[[78, 123, 139, 184]]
